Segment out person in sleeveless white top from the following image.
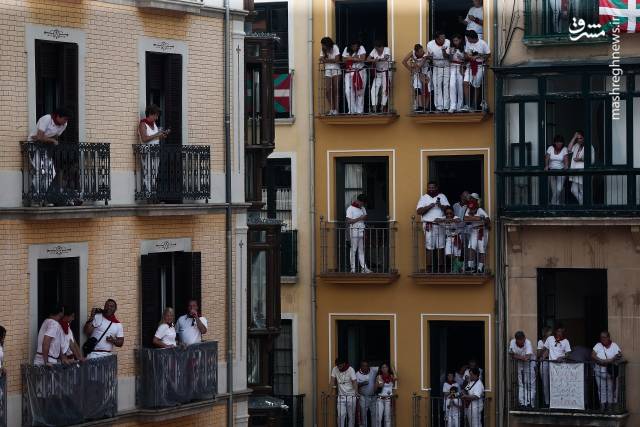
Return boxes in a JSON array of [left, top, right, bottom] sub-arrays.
[[545, 135, 569, 205], [320, 37, 342, 115], [138, 104, 169, 193]]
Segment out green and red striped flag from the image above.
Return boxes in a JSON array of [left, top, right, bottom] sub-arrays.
[[600, 0, 640, 33]]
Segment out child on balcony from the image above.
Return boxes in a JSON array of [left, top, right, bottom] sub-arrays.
[[342, 41, 367, 114], [436, 206, 463, 273], [463, 193, 489, 273], [368, 40, 392, 113], [445, 386, 462, 427], [402, 44, 431, 112]]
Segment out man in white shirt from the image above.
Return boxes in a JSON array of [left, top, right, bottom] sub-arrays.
[[543, 327, 571, 362], [509, 331, 536, 407], [462, 367, 484, 427], [592, 331, 622, 406], [369, 41, 392, 113], [417, 182, 450, 272], [346, 194, 371, 273], [331, 357, 358, 427], [427, 32, 451, 111], [452, 191, 470, 219], [463, 31, 490, 111], [177, 299, 208, 345], [462, 0, 484, 39], [463, 193, 490, 273], [356, 360, 379, 427], [83, 299, 124, 359], [34, 304, 66, 366]]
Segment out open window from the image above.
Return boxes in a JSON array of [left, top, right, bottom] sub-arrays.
[[336, 157, 389, 221], [337, 319, 391, 369], [429, 155, 484, 205], [335, 0, 387, 50], [140, 251, 201, 347], [146, 52, 183, 145], [38, 257, 80, 341], [35, 40, 79, 142], [429, 0, 475, 39]]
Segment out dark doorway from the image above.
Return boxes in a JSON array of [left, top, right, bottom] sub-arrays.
[[538, 269, 607, 351], [337, 320, 391, 369], [430, 0, 473, 39], [429, 155, 484, 206], [336, 157, 389, 221], [146, 52, 182, 145], [429, 320, 484, 395], [335, 0, 387, 51], [38, 257, 80, 341]]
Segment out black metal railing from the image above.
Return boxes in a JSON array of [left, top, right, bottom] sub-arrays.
[[21, 141, 111, 206], [133, 144, 210, 202], [281, 229, 298, 277], [412, 394, 490, 427], [509, 359, 627, 415], [412, 218, 491, 275], [135, 341, 218, 409], [498, 169, 640, 215], [22, 356, 117, 426], [322, 393, 397, 427], [410, 64, 488, 114], [0, 371, 6, 427], [320, 218, 397, 274], [275, 394, 305, 427], [524, 0, 599, 38], [318, 61, 396, 116]]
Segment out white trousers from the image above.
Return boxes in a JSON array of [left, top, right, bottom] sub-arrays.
[[571, 181, 583, 204], [595, 371, 617, 404], [432, 65, 450, 110], [446, 411, 460, 427], [337, 396, 357, 427], [449, 66, 464, 111], [376, 398, 392, 427], [350, 229, 367, 272], [549, 175, 566, 205], [345, 70, 367, 114], [371, 72, 389, 107], [359, 395, 377, 427], [516, 364, 537, 406], [464, 406, 482, 427]]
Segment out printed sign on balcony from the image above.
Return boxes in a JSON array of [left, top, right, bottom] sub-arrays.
[[549, 363, 585, 410]]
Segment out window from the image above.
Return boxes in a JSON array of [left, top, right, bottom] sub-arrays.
[[140, 251, 201, 347], [247, 225, 281, 331], [146, 52, 182, 145], [337, 320, 390, 369], [272, 319, 293, 395], [335, 0, 387, 50], [38, 258, 80, 340], [430, 0, 477, 39], [35, 40, 79, 142], [336, 157, 389, 221], [525, 0, 598, 37], [429, 155, 485, 204]]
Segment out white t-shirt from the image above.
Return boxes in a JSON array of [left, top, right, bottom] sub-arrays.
[[454, 372, 465, 388], [320, 44, 341, 72], [544, 336, 571, 360], [342, 45, 367, 69], [346, 205, 367, 229], [62, 329, 76, 356], [427, 39, 451, 67], [465, 6, 484, 35], [29, 114, 67, 141], [369, 47, 391, 71], [464, 368, 484, 382], [141, 121, 160, 145], [89, 314, 124, 353], [464, 379, 485, 412], [570, 143, 586, 170], [547, 146, 568, 170], [34, 318, 64, 365], [593, 342, 621, 373], [378, 377, 394, 397], [177, 314, 208, 345], [465, 39, 490, 63], [445, 396, 462, 417], [154, 323, 177, 347], [331, 366, 357, 396], [448, 46, 466, 64], [509, 338, 536, 366], [443, 381, 457, 394], [356, 367, 378, 396], [417, 193, 450, 222]]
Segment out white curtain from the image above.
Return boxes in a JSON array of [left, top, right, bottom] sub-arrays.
[[344, 163, 364, 209]]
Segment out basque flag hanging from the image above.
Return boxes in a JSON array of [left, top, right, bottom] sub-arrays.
[[599, 0, 640, 33], [273, 72, 291, 115]]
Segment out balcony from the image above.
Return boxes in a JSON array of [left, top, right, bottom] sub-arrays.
[[410, 218, 492, 285], [508, 359, 628, 426], [135, 341, 218, 409], [133, 144, 210, 203], [135, 0, 203, 14], [523, 0, 604, 46], [319, 218, 398, 285], [22, 356, 117, 426], [260, 187, 297, 279], [412, 394, 491, 426], [409, 64, 490, 124], [21, 141, 111, 207], [322, 393, 397, 427], [0, 371, 6, 427], [498, 169, 640, 216], [317, 62, 399, 125]]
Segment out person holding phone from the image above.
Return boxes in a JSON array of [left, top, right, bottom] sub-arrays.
[[138, 104, 170, 194], [417, 181, 450, 272], [177, 299, 208, 346]]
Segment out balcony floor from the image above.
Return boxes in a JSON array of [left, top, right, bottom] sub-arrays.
[[319, 271, 400, 285], [410, 272, 492, 285], [316, 113, 399, 125], [409, 111, 491, 124], [510, 410, 629, 427]]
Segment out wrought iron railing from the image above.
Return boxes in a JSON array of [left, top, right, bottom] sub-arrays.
[[135, 341, 218, 409], [318, 61, 396, 116], [498, 169, 640, 215], [22, 356, 117, 426], [275, 394, 305, 427], [21, 141, 111, 206], [412, 218, 491, 275], [133, 144, 210, 202], [0, 371, 6, 427], [320, 219, 397, 274], [412, 394, 490, 427], [524, 0, 599, 38], [409, 64, 488, 114], [322, 393, 397, 427], [274, 68, 295, 120], [509, 358, 627, 415]]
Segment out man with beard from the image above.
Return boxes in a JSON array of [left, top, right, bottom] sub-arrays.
[[83, 299, 124, 359], [417, 181, 450, 272]]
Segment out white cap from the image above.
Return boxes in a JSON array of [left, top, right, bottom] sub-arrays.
[[470, 193, 480, 200]]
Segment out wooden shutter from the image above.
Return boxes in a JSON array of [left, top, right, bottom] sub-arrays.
[[60, 257, 81, 341], [141, 254, 162, 347], [164, 54, 182, 146], [173, 252, 202, 319], [61, 43, 79, 142]]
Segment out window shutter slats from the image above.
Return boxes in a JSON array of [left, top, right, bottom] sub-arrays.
[[164, 54, 182, 145], [141, 254, 162, 347], [173, 252, 202, 319]]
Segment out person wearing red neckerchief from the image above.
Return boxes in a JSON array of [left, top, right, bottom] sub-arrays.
[[592, 330, 622, 408], [463, 193, 490, 273], [346, 194, 372, 274], [417, 181, 451, 273], [427, 31, 451, 112], [368, 41, 392, 114], [462, 30, 490, 111], [331, 356, 358, 427], [356, 360, 379, 427], [375, 363, 396, 427], [83, 299, 125, 359], [60, 308, 84, 362], [342, 41, 368, 114]]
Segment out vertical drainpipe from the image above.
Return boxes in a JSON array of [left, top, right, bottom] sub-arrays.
[[307, 0, 318, 425], [223, 1, 234, 426]]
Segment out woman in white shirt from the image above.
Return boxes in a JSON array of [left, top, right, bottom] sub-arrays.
[[153, 307, 177, 348], [567, 130, 590, 205], [342, 41, 367, 115], [320, 37, 342, 115], [375, 363, 396, 427], [592, 331, 622, 407], [545, 135, 569, 205], [138, 104, 169, 194]]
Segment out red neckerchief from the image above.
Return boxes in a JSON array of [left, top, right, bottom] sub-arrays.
[[381, 374, 394, 383], [59, 320, 70, 334], [338, 363, 351, 373], [350, 63, 364, 90], [104, 314, 120, 323], [351, 201, 360, 208], [140, 118, 155, 127]]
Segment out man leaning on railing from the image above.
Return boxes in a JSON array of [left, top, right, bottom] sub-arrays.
[[592, 331, 623, 409], [368, 41, 392, 113], [509, 331, 536, 408], [330, 356, 358, 427]]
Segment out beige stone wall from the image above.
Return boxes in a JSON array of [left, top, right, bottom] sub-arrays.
[[0, 212, 233, 394], [506, 224, 640, 424], [0, 0, 224, 172], [114, 401, 228, 426]]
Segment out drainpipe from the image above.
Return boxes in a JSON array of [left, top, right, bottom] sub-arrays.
[[223, 1, 234, 426], [307, 0, 318, 425]]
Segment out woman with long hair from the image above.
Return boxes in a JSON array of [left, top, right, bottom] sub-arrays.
[[320, 37, 341, 115], [153, 307, 177, 348], [376, 362, 396, 427]]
